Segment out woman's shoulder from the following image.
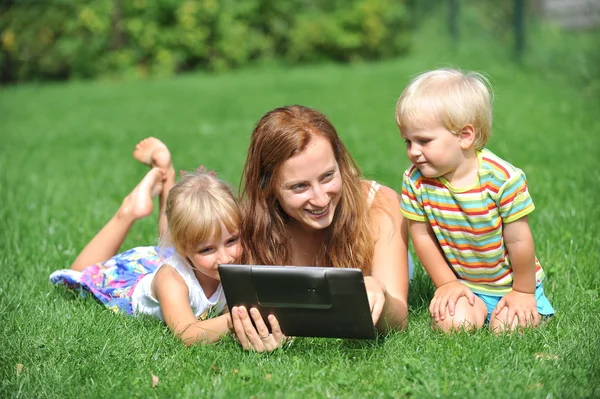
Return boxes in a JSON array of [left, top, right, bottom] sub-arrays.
[[361, 180, 401, 207], [361, 181, 405, 245]]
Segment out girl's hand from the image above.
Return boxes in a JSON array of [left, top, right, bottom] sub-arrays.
[[491, 290, 540, 330], [230, 306, 286, 352], [364, 276, 386, 325], [430, 281, 475, 322]]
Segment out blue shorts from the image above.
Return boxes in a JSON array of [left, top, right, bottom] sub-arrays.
[[475, 284, 555, 322]]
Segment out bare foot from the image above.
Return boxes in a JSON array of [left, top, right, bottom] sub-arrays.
[[118, 168, 164, 221], [133, 137, 172, 171]]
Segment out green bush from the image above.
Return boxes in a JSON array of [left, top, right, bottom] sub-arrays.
[[0, 0, 411, 82]]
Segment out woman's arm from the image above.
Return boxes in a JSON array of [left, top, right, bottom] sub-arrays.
[[369, 185, 410, 331], [152, 265, 231, 346]]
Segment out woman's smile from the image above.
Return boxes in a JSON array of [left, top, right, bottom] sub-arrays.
[[276, 135, 342, 231]]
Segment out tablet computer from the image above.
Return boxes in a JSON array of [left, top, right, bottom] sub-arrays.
[[218, 264, 376, 339]]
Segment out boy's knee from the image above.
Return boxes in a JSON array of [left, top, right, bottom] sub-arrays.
[[489, 308, 520, 333], [434, 312, 477, 333], [433, 301, 486, 333], [434, 316, 477, 333]]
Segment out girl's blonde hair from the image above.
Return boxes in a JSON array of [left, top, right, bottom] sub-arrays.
[[240, 105, 374, 275], [395, 68, 493, 150], [163, 169, 241, 257]]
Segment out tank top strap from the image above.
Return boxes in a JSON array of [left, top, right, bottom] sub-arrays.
[[367, 180, 381, 207]]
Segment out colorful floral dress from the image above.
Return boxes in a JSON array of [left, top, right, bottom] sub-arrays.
[[50, 246, 172, 314]]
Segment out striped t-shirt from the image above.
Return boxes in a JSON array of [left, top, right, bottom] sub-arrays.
[[401, 148, 545, 295]]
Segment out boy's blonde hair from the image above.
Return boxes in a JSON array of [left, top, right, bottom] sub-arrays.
[[163, 168, 241, 257], [395, 68, 493, 150]]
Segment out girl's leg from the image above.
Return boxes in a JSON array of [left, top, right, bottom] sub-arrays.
[[70, 168, 164, 271], [433, 296, 488, 333], [133, 137, 175, 238]]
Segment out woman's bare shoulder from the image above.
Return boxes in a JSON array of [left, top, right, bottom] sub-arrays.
[[376, 184, 401, 205], [360, 180, 401, 208]]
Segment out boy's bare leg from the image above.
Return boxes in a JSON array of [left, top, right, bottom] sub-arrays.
[[433, 296, 488, 333], [70, 168, 164, 271], [489, 306, 524, 333], [133, 137, 175, 238]]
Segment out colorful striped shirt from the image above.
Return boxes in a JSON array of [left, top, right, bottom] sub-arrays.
[[401, 148, 545, 295]]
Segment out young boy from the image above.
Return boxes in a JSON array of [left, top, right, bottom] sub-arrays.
[[396, 68, 554, 332]]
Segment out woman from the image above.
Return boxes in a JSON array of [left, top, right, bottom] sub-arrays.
[[229, 105, 411, 351]]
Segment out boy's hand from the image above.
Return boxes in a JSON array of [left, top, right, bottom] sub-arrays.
[[430, 281, 475, 322], [492, 290, 540, 329]]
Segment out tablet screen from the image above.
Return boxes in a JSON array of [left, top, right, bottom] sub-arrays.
[[218, 264, 376, 339]]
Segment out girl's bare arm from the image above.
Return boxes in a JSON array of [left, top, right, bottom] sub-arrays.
[[153, 265, 231, 346]]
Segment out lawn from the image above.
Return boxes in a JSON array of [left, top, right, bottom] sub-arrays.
[[1, 16, 599, 399]]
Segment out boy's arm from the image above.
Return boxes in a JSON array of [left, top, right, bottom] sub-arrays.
[[409, 220, 475, 321], [502, 216, 536, 293], [409, 220, 456, 287], [153, 265, 232, 346], [493, 216, 540, 327]]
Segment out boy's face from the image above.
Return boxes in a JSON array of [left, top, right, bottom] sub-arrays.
[[400, 123, 465, 179]]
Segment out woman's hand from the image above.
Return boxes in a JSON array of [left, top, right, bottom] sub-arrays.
[[430, 281, 475, 322], [364, 276, 386, 325], [230, 306, 286, 352]]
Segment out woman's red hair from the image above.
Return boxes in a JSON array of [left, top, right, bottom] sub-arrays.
[[239, 105, 374, 275]]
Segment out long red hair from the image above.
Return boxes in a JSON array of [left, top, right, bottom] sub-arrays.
[[239, 105, 374, 275]]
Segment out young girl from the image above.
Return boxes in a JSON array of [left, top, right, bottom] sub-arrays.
[[50, 138, 242, 346]]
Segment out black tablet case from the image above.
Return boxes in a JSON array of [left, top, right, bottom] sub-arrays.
[[218, 264, 376, 339]]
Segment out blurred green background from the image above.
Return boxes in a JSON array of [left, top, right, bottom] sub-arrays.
[[1, 0, 599, 95]]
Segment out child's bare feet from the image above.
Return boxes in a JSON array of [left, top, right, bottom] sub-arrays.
[[133, 138, 176, 238], [118, 168, 164, 221], [133, 137, 172, 171]]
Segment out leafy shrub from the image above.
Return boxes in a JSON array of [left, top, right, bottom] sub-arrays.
[[0, 0, 411, 83]]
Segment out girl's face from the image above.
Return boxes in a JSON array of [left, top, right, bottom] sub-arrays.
[[275, 135, 343, 232], [185, 222, 242, 280]]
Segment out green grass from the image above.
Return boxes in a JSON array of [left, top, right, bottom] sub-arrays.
[[1, 15, 599, 399]]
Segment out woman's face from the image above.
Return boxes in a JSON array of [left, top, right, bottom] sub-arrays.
[[275, 135, 342, 232]]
